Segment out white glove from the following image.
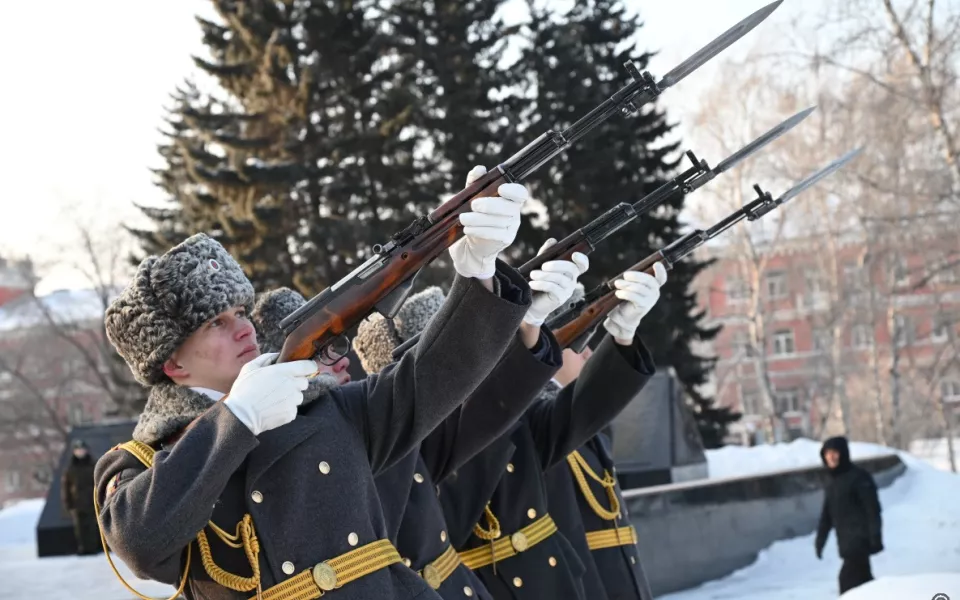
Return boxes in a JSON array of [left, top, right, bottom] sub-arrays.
[[603, 263, 667, 341], [524, 238, 590, 327], [448, 165, 528, 279], [223, 352, 317, 436]]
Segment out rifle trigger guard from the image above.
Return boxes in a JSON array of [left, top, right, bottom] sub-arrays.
[[316, 335, 351, 366]]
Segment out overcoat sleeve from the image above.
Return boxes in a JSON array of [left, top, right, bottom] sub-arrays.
[[419, 327, 562, 483], [526, 333, 655, 471], [93, 403, 258, 584], [326, 260, 533, 475]]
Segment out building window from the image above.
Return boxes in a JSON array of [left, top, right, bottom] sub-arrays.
[[3, 470, 20, 492], [852, 324, 874, 349], [730, 329, 751, 354], [726, 279, 750, 303], [765, 271, 787, 300], [813, 329, 832, 352], [740, 390, 760, 415], [842, 262, 868, 288], [931, 316, 954, 343], [893, 315, 915, 347], [772, 330, 795, 356], [805, 268, 826, 294], [68, 404, 85, 426], [775, 389, 801, 413], [940, 380, 960, 402], [932, 262, 959, 284], [889, 255, 909, 288]]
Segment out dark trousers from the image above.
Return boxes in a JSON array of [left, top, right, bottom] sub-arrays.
[[71, 510, 102, 555], [838, 555, 873, 594]]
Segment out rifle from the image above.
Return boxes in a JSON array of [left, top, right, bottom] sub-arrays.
[[547, 147, 864, 351], [276, 1, 783, 363], [517, 106, 815, 277]]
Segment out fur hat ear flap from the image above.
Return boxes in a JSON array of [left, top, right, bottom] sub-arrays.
[[353, 314, 403, 375]]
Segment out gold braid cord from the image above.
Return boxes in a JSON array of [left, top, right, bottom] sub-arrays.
[[472, 503, 502, 540], [96, 440, 266, 600], [566, 451, 620, 521]]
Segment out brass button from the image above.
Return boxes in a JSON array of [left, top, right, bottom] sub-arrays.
[[463, 586, 474, 597], [512, 577, 523, 588], [312, 562, 337, 591], [423, 564, 442, 589], [282, 561, 295, 575], [440, 530, 447, 542], [348, 532, 359, 546], [506, 463, 515, 473], [511, 532, 529, 552], [548, 556, 557, 567], [251, 491, 263, 503], [403, 558, 412, 568], [414, 472, 424, 483], [527, 508, 537, 520], [319, 461, 331, 475], [630, 556, 637, 565]]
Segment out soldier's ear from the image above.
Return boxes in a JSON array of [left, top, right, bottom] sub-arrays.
[[162, 355, 189, 380]]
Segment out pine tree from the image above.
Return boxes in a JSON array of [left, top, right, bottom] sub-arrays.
[[139, 0, 441, 295], [514, 0, 737, 445]]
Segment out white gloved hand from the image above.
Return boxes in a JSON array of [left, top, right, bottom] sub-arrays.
[[224, 352, 318, 436], [448, 165, 528, 279], [603, 263, 667, 341], [524, 238, 590, 327]]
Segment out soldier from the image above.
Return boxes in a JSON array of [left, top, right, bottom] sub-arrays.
[[544, 337, 654, 600], [439, 264, 666, 600], [61, 439, 100, 555], [93, 170, 546, 600], [252, 237, 589, 600]]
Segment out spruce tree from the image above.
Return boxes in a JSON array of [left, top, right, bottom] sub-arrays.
[[514, 0, 736, 445]]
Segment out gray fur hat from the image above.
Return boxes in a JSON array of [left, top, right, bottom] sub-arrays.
[[353, 286, 446, 374], [104, 234, 255, 386], [251, 287, 306, 354]]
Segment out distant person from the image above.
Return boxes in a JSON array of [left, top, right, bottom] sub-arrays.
[[61, 439, 100, 555], [815, 436, 883, 595]]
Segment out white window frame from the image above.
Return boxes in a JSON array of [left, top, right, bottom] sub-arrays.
[[4, 470, 20, 492], [726, 279, 751, 304], [772, 329, 795, 356], [852, 324, 874, 349], [766, 271, 787, 300], [940, 380, 960, 403], [775, 389, 801, 413]]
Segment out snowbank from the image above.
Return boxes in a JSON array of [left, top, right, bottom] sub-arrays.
[[841, 573, 960, 599], [0, 498, 43, 547], [664, 447, 960, 600], [705, 438, 895, 480], [909, 437, 960, 473]]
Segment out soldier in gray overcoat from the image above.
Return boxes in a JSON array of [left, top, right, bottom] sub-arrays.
[[251, 237, 589, 600], [93, 171, 545, 600], [438, 263, 667, 600]]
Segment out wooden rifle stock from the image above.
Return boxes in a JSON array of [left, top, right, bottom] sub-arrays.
[[550, 250, 665, 348], [277, 169, 507, 362]]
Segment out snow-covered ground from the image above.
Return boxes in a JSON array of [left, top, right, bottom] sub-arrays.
[[0, 440, 956, 599], [662, 442, 960, 600]]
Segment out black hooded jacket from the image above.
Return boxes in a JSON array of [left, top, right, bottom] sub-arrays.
[[815, 437, 883, 559]]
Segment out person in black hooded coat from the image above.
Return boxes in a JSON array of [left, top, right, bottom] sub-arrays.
[[815, 436, 883, 595]]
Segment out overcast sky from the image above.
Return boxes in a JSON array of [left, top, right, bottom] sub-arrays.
[[0, 0, 804, 291]]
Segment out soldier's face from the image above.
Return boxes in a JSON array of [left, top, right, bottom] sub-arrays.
[[164, 306, 260, 393], [824, 449, 840, 468]]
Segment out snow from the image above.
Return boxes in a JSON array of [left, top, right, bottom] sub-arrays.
[[662, 446, 960, 600], [909, 437, 960, 473], [705, 437, 895, 480], [0, 441, 956, 599], [841, 573, 960, 599], [0, 499, 175, 600]]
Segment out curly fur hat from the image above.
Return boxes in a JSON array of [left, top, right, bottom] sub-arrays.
[[104, 234, 255, 386], [251, 287, 306, 354], [353, 286, 446, 374]]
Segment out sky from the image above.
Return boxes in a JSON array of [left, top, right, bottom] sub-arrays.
[[0, 0, 807, 292]]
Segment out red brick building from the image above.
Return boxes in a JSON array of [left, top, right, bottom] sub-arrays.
[[692, 235, 960, 445], [0, 259, 116, 506]]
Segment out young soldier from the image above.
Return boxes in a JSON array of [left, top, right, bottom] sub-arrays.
[[544, 332, 654, 600], [252, 237, 589, 600], [439, 264, 666, 600], [94, 172, 545, 600]]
